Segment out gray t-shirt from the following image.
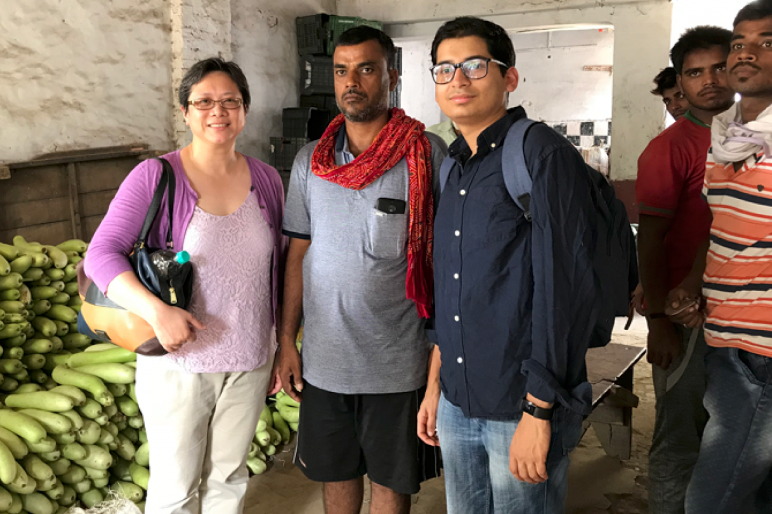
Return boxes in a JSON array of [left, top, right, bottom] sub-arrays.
[[283, 128, 448, 394]]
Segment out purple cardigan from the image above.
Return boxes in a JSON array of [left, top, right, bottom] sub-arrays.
[[84, 150, 286, 325]]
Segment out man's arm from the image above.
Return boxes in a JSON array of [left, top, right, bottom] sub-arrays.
[[417, 345, 441, 446], [277, 237, 311, 402], [667, 236, 710, 327], [513, 143, 598, 484], [638, 214, 683, 370]]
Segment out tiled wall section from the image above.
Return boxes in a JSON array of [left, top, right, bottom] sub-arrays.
[[549, 120, 612, 148]]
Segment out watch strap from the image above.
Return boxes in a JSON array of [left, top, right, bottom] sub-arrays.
[[521, 399, 554, 420]]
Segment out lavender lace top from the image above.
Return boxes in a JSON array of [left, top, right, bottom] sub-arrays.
[[165, 194, 275, 373]]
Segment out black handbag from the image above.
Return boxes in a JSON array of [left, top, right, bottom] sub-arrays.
[[77, 158, 194, 355]]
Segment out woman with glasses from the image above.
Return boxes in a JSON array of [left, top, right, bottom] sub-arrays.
[[84, 57, 285, 514]]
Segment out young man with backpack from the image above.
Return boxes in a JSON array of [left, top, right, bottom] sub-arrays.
[[635, 27, 734, 514], [417, 17, 635, 513]]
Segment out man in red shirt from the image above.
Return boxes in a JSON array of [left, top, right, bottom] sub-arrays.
[[635, 26, 734, 514]]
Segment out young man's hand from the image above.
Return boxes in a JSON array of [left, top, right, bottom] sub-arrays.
[[510, 396, 551, 484], [631, 283, 646, 316], [647, 318, 683, 370], [665, 287, 705, 328]]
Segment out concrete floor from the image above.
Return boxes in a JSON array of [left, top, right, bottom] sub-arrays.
[[244, 316, 653, 514]]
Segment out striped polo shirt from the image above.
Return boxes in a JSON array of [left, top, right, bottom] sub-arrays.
[[703, 149, 772, 357]]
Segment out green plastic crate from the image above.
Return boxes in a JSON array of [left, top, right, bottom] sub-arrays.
[[326, 16, 384, 55]]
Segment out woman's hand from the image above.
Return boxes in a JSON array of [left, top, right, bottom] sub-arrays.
[[149, 304, 206, 353]]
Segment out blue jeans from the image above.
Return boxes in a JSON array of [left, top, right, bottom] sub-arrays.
[[437, 394, 582, 514], [685, 347, 772, 514]]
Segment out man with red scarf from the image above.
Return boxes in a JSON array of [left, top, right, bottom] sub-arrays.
[[277, 26, 447, 514]]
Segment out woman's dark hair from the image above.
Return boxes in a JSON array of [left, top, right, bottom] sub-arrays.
[[178, 57, 251, 112], [334, 26, 397, 70], [651, 67, 678, 96], [670, 26, 732, 74], [735, 0, 772, 27], [431, 17, 515, 75]]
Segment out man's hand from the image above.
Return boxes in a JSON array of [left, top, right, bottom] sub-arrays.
[[665, 287, 705, 328], [631, 283, 646, 316], [277, 344, 304, 402], [510, 400, 551, 484], [646, 318, 682, 370], [267, 354, 282, 395], [417, 386, 441, 446]]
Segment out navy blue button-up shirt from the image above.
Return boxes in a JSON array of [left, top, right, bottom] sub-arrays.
[[434, 107, 598, 419]]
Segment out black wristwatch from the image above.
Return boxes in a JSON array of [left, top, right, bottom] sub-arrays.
[[521, 399, 554, 420]]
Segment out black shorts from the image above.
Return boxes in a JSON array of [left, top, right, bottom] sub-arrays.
[[294, 381, 441, 495]]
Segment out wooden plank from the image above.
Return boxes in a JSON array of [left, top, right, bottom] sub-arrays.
[[77, 158, 136, 194], [586, 343, 646, 385], [592, 421, 632, 460], [587, 402, 625, 425], [79, 190, 118, 218], [0, 165, 68, 204], [81, 215, 105, 242], [67, 163, 83, 241], [0, 221, 73, 246], [9, 145, 148, 170], [591, 380, 615, 407], [0, 197, 70, 231]]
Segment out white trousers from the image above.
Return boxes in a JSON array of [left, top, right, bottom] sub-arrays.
[[135, 355, 274, 514]]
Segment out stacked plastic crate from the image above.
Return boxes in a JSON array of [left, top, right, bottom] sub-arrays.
[[270, 14, 401, 191]]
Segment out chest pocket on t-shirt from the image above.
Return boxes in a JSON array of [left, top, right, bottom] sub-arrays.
[[365, 203, 408, 260]]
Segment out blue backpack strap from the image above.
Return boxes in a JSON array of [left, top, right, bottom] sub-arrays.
[[439, 155, 455, 194], [501, 118, 538, 221]]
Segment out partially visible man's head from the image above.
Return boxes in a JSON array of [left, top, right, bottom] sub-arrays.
[[430, 17, 518, 127], [651, 67, 690, 119], [728, 0, 772, 97], [332, 26, 398, 123], [671, 26, 735, 114]]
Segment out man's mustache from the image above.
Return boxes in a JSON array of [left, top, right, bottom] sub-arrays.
[[733, 61, 761, 72]]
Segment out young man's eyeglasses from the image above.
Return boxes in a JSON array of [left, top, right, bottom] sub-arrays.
[[187, 98, 244, 110], [430, 58, 509, 85]]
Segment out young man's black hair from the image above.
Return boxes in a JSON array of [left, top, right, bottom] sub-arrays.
[[651, 67, 679, 96], [430, 16, 515, 75], [334, 26, 397, 70], [178, 57, 251, 112], [670, 26, 733, 74], [734, 0, 772, 26]]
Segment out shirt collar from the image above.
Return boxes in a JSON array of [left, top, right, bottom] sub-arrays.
[[335, 125, 355, 165], [448, 107, 527, 164]]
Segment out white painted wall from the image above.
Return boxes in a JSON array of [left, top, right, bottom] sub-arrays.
[[399, 29, 614, 128], [0, 0, 174, 163], [232, 0, 336, 162], [342, 0, 672, 181], [671, 0, 749, 46]]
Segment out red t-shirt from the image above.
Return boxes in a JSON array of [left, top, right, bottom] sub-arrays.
[[635, 114, 713, 289]]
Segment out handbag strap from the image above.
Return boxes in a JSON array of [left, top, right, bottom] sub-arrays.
[[135, 158, 176, 249], [161, 158, 176, 249]]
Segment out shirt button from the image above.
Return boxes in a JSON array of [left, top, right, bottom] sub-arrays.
[[457, 357, 463, 364], [454, 315, 460, 322], [454, 273, 459, 280], [455, 230, 460, 237], [491, 143, 496, 148], [460, 189, 466, 196]]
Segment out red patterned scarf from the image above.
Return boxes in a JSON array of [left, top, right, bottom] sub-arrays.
[[311, 108, 434, 318]]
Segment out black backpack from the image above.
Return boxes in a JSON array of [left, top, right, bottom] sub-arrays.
[[439, 118, 638, 348]]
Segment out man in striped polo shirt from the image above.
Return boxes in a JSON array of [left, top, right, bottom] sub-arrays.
[[668, 1, 772, 512], [636, 26, 733, 514]]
